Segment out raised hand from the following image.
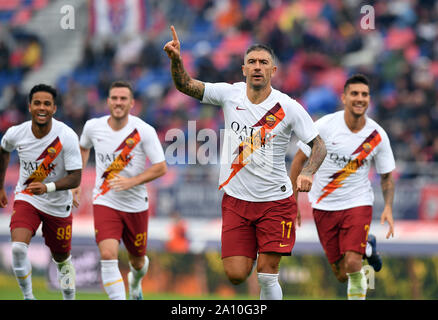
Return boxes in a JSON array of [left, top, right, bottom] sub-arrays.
[[163, 25, 181, 60]]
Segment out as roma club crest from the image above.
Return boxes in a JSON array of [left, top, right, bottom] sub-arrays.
[[362, 142, 372, 153], [47, 147, 57, 158], [125, 138, 135, 148], [266, 114, 276, 127]]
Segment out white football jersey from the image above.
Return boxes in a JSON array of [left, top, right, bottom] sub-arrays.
[[297, 110, 395, 210], [1, 119, 82, 217], [80, 115, 165, 212], [202, 82, 318, 201]]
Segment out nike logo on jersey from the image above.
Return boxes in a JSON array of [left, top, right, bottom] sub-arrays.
[[279, 243, 289, 247], [235, 106, 246, 111]]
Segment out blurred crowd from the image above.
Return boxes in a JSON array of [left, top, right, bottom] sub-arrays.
[[1, 0, 438, 170], [0, 0, 45, 136]]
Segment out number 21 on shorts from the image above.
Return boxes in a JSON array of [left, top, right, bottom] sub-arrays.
[[134, 232, 147, 247]]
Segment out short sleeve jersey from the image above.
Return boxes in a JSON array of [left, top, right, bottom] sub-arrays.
[[297, 111, 395, 210], [1, 119, 82, 217], [80, 115, 165, 212], [202, 82, 318, 202]]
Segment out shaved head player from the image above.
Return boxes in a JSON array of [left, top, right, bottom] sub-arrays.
[[164, 25, 326, 299]]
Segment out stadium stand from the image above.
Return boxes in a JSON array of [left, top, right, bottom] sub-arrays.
[[1, 0, 438, 220]]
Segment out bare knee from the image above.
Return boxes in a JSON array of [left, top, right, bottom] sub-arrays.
[[98, 239, 119, 260], [225, 269, 250, 285], [129, 255, 146, 270], [223, 256, 254, 285], [334, 271, 348, 283], [330, 252, 362, 282], [331, 260, 348, 283], [100, 248, 117, 260], [256, 253, 281, 274], [11, 228, 32, 245], [344, 251, 363, 273]]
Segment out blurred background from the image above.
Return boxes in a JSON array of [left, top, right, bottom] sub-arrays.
[[0, 0, 438, 299]]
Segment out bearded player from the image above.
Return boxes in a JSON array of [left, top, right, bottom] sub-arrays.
[[164, 26, 326, 299], [73, 81, 167, 300]]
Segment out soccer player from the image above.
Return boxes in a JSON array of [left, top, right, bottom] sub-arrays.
[[163, 26, 326, 300], [290, 74, 395, 300], [0, 84, 82, 300], [73, 81, 167, 300]]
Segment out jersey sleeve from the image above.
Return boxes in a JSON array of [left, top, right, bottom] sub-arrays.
[[79, 120, 93, 149], [142, 125, 165, 164], [290, 100, 319, 144], [296, 140, 311, 157], [296, 115, 330, 157], [63, 128, 83, 171], [374, 129, 395, 174], [0, 126, 17, 152], [201, 82, 233, 106]]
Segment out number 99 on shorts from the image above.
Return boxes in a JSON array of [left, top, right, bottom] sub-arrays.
[[56, 225, 71, 241]]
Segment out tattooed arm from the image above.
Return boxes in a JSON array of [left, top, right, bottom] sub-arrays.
[[163, 25, 205, 100], [380, 172, 395, 238], [295, 135, 326, 192]]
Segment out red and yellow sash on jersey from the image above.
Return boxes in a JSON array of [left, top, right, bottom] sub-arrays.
[[94, 129, 140, 200], [219, 103, 285, 190], [22, 137, 62, 195], [316, 129, 382, 203]]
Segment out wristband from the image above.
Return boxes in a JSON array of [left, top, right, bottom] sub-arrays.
[[45, 182, 56, 193]]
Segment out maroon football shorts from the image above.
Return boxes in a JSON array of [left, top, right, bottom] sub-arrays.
[[221, 193, 297, 260], [10, 200, 73, 254], [313, 205, 373, 264], [93, 205, 149, 257]]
